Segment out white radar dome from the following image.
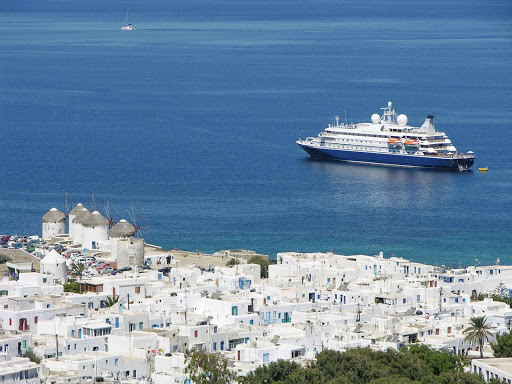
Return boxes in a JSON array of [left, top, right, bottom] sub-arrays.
[[397, 114, 408, 126], [388, 101, 392, 107], [371, 114, 381, 124]]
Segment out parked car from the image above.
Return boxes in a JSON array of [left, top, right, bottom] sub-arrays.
[[92, 261, 105, 268], [97, 262, 116, 271], [117, 266, 132, 272], [158, 267, 171, 273], [77, 256, 95, 264], [102, 267, 115, 275]]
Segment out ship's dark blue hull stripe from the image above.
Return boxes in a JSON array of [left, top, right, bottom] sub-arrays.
[[299, 145, 473, 169]]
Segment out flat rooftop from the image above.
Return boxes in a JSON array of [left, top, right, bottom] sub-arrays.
[[475, 358, 512, 374]]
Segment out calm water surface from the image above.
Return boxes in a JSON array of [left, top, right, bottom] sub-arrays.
[[0, 0, 511, 266]]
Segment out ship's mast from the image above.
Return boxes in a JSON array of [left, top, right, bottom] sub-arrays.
[[380, 101, 397, 125]]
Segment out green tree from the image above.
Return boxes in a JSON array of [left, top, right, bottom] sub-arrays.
[[368, 377, 414, 384], [184, 349, 234, 384], [401, 344, 461, 375], [247, 255, 271, 279], [422, 370, 500, 384], [103, 296, 120, 308], [243, 360, 302, 383], [463, 316, 494, 358], [241, 348, 491, 384], [491, 331, 512, 357]]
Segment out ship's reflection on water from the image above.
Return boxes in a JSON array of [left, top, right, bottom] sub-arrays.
[[304, 157, 475, 223]]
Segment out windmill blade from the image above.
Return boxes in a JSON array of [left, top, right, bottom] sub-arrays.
[[136, 203, 152, 238], [96, 200, 105, 215], [104, 200, 116, 227], [135, 223, 152, 238], [137, 203, 151, 229], [126, 202, 152, 238], [127, 204, 137, 228]]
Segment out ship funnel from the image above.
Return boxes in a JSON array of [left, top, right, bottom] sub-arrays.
[[420, 115, 435, 134]]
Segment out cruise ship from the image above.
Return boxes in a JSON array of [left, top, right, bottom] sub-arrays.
[[297, 102, 475, 170]]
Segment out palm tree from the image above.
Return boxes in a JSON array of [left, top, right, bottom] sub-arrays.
[[71, 262, 86, 293], [463, 316, 494, 358], [104, 296, 120, 308]]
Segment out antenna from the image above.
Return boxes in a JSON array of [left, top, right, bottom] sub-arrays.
[[344, 106, 347, 126]]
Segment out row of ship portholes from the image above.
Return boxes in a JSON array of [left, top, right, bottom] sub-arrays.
[[323, 143, 419, 153]]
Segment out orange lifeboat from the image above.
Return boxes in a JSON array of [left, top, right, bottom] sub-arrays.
[[404, 139, 419, 146], [388, 138, 402, 145]]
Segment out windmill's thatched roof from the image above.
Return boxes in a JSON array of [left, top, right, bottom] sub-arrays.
[[110, 219, 135, 238], [82, 211, 109, 228], [72, 207, 90, 224], [42, 208, 65, 223], [69, 203, 84, 216]]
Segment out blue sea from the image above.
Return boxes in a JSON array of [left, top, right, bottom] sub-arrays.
[[0, 0, 511, 267]]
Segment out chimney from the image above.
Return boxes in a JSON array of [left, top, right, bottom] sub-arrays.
[[420, 115, 435, 134]]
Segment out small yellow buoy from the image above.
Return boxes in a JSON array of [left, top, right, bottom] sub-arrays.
[[478, 167, 488, 172]]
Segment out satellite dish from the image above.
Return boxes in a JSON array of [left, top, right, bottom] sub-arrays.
[[397, 114, 408, 126]]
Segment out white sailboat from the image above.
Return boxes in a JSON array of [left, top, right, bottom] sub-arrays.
[[121, 9, 134, 31]]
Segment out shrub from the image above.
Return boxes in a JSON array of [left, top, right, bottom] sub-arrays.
[[0, 254, 12, 263], [23, 348, 41, 364], [63, 280, 81, 293], [226, 258, 241, 267]]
